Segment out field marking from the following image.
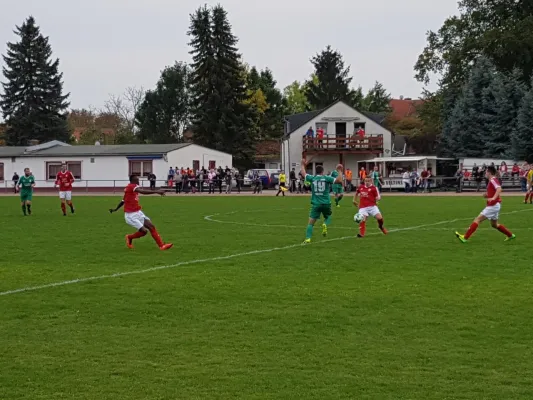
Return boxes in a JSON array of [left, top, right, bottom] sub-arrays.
[[2, 208, 532, 297]]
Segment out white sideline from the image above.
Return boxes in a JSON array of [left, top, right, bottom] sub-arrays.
[[1, 208, 531, 297]]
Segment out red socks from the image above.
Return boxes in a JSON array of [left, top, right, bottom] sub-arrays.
[[464, 222, 479, 239], [497, 224, 513, 237], [61, 203, 66, 214], [150, 227, 164, 247], [378, 218, 384, 230], [359, 221, 366, 236], [128, 230, 147, 240]]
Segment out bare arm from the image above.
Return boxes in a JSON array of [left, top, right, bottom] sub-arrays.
[[136, 188, 166, 196], [300, 159, 307, 179], [334, 165, 343, 184], [109, 200, 124, 213]]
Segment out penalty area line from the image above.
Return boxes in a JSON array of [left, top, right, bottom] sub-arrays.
[[1, 208, 531, 297]]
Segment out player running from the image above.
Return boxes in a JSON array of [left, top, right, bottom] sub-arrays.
[[109, 175, 173, 251], [525, 167, 533, 204], [17, 168, 35, 216], [354, 176, 388, 238], [301, 159, 343, 244], [331, 169, 344, 207], [455, 165, 515, 243], [55, 163, 75, 216]]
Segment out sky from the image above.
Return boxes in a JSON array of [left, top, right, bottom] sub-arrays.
[[0, 0, 460, 111]]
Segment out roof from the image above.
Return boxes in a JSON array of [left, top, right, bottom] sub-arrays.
[[389, 99, 424, 120], [360, 111, 387, 128], [284, 109, 324, 135], [366, 156, 454, 163], [0, 142, 193, 158], [255, 140, 280, 160], [30, 143, 191, 157]]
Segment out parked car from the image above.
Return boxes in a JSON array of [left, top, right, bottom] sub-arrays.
[[246, 169, 280, 189]]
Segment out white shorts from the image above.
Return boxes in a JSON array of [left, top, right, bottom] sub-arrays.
[[59, 191, 72, 200], [359, 206, 381, 218], [125, 211, 150, 230], [481, 203, 501, 221]]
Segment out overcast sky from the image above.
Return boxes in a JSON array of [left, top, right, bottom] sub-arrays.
[[1, 0, 459, 110]]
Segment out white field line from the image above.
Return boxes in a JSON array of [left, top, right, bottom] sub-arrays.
[[1, 208, 531, 297]]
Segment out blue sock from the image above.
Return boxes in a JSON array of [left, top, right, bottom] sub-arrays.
[[306, 224, 313, 239]]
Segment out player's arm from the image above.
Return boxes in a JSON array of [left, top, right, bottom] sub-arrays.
[[300, 158, 308, 179], [109, 200, 124, 213], [353, 188, 360, 206], [374, 187, 381, 201], [333, 164, 343, 184], [16, 178, 21, 190], [54, 173, 60, 188], [135, 187, 166, 196]]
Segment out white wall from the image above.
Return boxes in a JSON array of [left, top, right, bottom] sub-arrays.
[[282, 101, 393, 176], [166, 144, 232, 170]]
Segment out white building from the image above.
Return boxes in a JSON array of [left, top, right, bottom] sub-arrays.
[[281, 100, 394, 175], [0, 141, 232, 190]]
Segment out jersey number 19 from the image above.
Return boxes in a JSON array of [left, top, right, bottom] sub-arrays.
[[313, 180, 326, 193]]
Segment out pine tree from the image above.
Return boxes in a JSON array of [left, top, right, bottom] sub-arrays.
[[362, 81, 392, 113], [305, 45, 359, 109], [188, 5, 257, 165], [511, 78, 533, 162], [482, 69, 526, 158], [1, 16, 70, 145]]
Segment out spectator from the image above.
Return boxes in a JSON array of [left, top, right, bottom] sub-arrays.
[[225, 171, 232, 194], [317, 127, 324, 148], [216, 169, 223, 194], [148, 173, 157, 190], [289, 168, 297, 193], [235, 171, 242, 193], [345, 168, 353, 192], [359, 167, 366, 185], [167, 166, 175, 182], [402, 170, 411, 193], [182, 172, 189, 193], [208, 170, 216, 194], [12, 172, 19, 194], [512, 163, 520, 182], [420, 169, 429, 193], [410, 170, 419, 193], [175, 171, 183, 194], [455, 168, 464, 193], [253, 172, 262, 194], [500, 161, 508, 178], [520, 163, 529, 192]]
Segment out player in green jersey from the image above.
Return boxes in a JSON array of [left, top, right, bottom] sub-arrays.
[[370, 166, 382, 193], [17, 168, 35, 216], [301, 158, 343, 244], [330, 169, 344, 207]]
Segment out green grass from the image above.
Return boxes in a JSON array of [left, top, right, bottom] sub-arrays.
[[1, 195, 533, 399]]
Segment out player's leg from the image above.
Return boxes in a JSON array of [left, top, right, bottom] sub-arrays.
[[489, 215, 515, 241], [59, 192, 67, 216], [304, 207, 319, 243], [124, 212, 148, 248], [143, 217, 173, 250], [456, 213, 487, 242], [372, 207, 387, 234], [66, 191, 74, 213], [26, 199, 32, 215], [358, 208, 370, 238], [322, 205, 332, 237], [20, 194, 27, 215]]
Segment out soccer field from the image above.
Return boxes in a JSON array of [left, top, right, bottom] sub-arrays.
[[1, 195, 533, 399]]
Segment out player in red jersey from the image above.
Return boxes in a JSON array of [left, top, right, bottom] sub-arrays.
[[455, 165, 515, 243], [353, 176, 388, 238], [55, 163, 75, 216], [109, 175, 173, 251]]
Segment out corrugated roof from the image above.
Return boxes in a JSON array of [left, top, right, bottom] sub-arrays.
[[25, 143, 191, 157], [0, 147, 27, 157], [284, 109, 325, 134]]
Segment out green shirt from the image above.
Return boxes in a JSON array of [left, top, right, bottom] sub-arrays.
[[371, 171, 381, 185], [18, 175, 35, 193], [330, 170, 342, 187], [305, 174, 335, 205]]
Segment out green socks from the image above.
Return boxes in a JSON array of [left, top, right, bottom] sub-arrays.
[[22, 205, 26, 215], [336, 195, 343, 205], [305, 224, 314, 239], [324, 216, 331, 226]]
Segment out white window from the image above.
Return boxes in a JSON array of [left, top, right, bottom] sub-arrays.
[[128, 160, 153, 177]]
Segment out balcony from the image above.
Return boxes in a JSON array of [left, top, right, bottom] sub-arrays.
[[302, 135, 383, 155]]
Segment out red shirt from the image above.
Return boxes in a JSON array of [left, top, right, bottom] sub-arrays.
[[486, 177, 501, 206], [55, 171, 75, 191], [512, 165, 520, 173], [356, 184, 380, 208], [123, 183, 141, 213], [357, 128, 365, 139], [317, 128, 324, 139]]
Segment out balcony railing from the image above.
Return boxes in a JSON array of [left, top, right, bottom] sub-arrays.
[[303, 135, 383, 153]]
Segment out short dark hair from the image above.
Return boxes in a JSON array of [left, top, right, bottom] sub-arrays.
[[487, 166, 497, 175], [316, 165, 324, 174], [129, 174, 138, 182]]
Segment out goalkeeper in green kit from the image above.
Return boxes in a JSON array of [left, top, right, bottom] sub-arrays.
[[301, 158, 343, 244], [17, 168, 35, 216]]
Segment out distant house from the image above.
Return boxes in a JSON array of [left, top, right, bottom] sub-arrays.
[[281, 100, 394, 175], [255, 140, 281, 169], [0, 141, 231, 191], [389, 98, 425, 121]]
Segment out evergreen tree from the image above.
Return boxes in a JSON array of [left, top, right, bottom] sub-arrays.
[[305, 45, 359, 109], [188, 5, 257, 166], [482, 69, 526, 157], [511, 78, 533, 162], [440, 57, 496, 157], [283, 81, 310, 114], [362, 81, 391, 113], [1, 16, 70, 145], [135, 62, 191, 143]]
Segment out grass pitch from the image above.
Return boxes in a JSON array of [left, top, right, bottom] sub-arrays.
[[1, 195, 533, 399]]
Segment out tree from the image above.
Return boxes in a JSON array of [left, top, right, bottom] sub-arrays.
[[103, 86, 145, 134], [305, 45, 360, 109], [188, 5, 257, 166], [511, 79, 533, 162], [440, 57, 496, 157], [415, 0, 533, 87], [362, 81, 391, 113], [1, 16, 70, 145], [482, 69, 526, 157], [135, 62, 191, 143], [283, 81, 309, 114]]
